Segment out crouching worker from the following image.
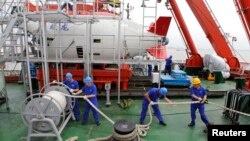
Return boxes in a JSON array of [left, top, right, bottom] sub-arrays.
[[139, 87, 172, 126], [73, 76, 100, 126]]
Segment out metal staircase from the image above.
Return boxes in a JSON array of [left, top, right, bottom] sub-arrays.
[[0, 14, 24, 62], [0, 0, 25, 62], [0, 15, 18, 48]]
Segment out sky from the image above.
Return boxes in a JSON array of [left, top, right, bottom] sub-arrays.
[[1, 0, 249, 51], [2, 0, 248, 51], [126, 0, 250, 50]]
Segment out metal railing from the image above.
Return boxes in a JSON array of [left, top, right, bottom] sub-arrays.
[[24, 0, 124, 17]]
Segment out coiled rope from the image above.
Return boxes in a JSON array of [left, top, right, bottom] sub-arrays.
[[136, 101, 200, 137], [43, 82, 250, 140]]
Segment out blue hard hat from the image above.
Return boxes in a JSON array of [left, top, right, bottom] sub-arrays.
[[66, 73, 72, 79], [84, 76, 92, 83], [160, 88, 168, 96]]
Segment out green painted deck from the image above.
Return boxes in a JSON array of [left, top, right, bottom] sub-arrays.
[[201, 80, 236, 91], [0, 83, 249, 141]]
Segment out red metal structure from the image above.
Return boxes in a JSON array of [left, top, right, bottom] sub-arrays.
[[167, 0, 203, 72], [36, 64, 85, 89], [186, 0, 240, 70], [234, 0, 250, 43], [147, 16, 172, 36], [234, 0, 250, 85]]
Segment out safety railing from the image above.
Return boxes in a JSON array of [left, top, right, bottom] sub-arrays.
[[24, 0, 124, 17]]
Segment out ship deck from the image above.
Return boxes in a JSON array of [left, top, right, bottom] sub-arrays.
[[98, 76, 236, 97], [0, 81, 249, 141]]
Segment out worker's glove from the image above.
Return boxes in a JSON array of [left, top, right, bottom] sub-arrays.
[[83, 95, 87, 100], [201, 99, 208, 104], [150, 101, 155, 105], [52, 80, 62, 85], [69, 89, 74, 93], [198, 97, 202, 102]]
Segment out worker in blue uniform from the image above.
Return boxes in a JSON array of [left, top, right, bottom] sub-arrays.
[[63, 73, 80, 121], [148, 64, 152, 77], [164, 55, 172, 75], [73, 76, 100, 126], [139, 87, 172, 126], [61, 0, 73, 11], [147, 57, 152, 77], [29, 63, 38, 92], [188, 78, 212, 129]]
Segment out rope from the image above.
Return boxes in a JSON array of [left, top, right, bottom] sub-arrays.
[[136, 101, 200, 137], [88, 135, 112, 141], [208, 101, 250, 117], [65, 136, 79, 141], [112, 129, 138, 141], [41, 82, 115, 125], [40, 83, 250, 140], [88, 129, 141, 141], [59, 94, 115, 125], [84, 97, 115, 124]]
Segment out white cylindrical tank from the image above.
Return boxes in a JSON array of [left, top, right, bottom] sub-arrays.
[[43, 90, 67, 113], [203, 54, 230, 79]]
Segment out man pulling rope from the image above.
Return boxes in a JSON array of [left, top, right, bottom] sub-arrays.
[[47, 82, 250, 141]]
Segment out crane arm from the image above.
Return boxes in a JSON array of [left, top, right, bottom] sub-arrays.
[[186, 0, 240, 69], [166, 0, 203, 67], [234, 0, 250, 43]]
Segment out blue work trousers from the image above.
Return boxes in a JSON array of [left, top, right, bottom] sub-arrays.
[[140, 100, 164, 123], [83, 99, 99, 123], [164, 66, 171, 75], [148, 65, 152, 77], [73, 98, 80, 120], [61, 2, 73, 10], [190, 103, 209, 125]]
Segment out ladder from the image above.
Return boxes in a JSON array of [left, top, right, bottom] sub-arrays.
[[141, 0, 159, 59], [0, 15, 24, 62], [141, 0, 158, 36], [0, 15, 18, 49], [0, 0, 26, 62]]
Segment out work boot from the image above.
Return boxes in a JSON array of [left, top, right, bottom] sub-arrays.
[[188, 122, 195, 127], [75, 118, 79, 122], [159, 121, 167, 126], [207, 122, 214, 125], [204, 122, 213, 133], [96, 122, 101, 126]]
